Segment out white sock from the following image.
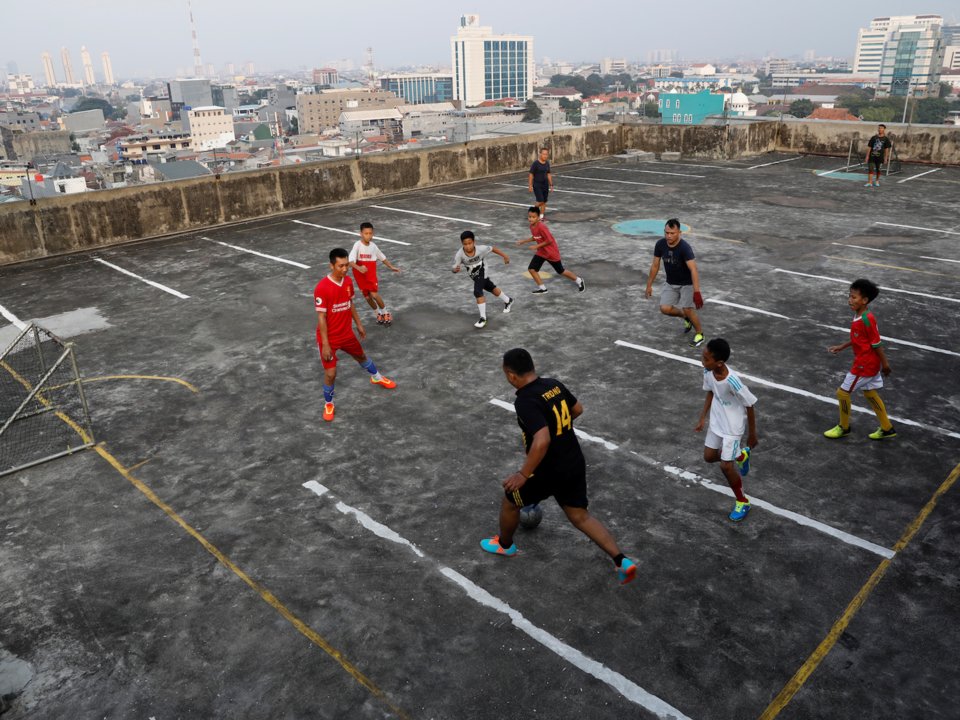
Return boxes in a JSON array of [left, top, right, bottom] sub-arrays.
[[501, 293, 511, 304], [574, 276, 581, 283], [478, 304, 487, 319], [377, 308, 384, 315], [538, 284, 546, 290]]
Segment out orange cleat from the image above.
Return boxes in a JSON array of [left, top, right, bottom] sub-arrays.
[[370, 375, 397, 389], [323, 402, 335, 422]]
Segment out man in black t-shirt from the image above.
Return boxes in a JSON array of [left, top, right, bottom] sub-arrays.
[[528, 148, 553, 219], [480, 348, 637, 585], [644, 218, 705, 347], [864, 124, 892, 188]]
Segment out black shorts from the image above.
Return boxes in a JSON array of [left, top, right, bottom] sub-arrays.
[[472, 274, 497, 298], [528, 255, 565, 274], [504, 455, 588, 509], [870, 155, 883, 171], [533, 183, 550, 203]]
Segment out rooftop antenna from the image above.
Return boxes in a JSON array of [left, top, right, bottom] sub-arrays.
[[365, 46, 375, 88], [188, 0, 204, 77]]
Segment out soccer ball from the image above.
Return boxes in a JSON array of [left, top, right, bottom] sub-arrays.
[[519, 504, 543, 529]]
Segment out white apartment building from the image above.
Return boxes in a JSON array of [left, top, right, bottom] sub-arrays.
[[600, 58, 627, 75], [186, 107, 236, 150], [854, 15, 942, 73], [451, 14, 534, 107]]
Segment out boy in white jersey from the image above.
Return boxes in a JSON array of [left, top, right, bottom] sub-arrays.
[[452, 230, 513, 328], [348, 222, 401, 325], [694, 338, 759, 521]]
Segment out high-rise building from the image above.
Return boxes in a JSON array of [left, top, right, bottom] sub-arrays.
[[101, 52, 114, 85], [168, 78, 214, 118], [451, 14, 533, 107], [877, 24, 944, 97], [61, 47, 77, 85], [296, 88, 403, 133], [312, 68, 339, 86], [600, 58, 627, 75], [41, 52, 57, 86], [6, 74, 35, 94], [380, 74, 453, 104], [244, 62, 255, 75], [80, 46, 95, 86], [854, 15, 942, 74]]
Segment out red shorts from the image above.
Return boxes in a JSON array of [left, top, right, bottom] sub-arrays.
[[352, 264, 379, 295], [317, 333, 364, 369]]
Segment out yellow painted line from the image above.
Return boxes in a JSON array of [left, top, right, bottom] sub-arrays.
[[823, 255, 959, 279], [44, 374, 200, 394], [127, 458, 151, 472], [1, 362, 410, 719], [522, 270, 554, 280], [759, 461, 960, 719]]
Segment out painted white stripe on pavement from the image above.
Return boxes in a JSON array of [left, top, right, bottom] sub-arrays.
[[773, 268, 960, 304], [659, 465, 894, 559], [831, 243, 960, 265], [493, 182, 614, 198], [291, 219, 411, 245], [708, 298, 960, 358], [747, 156, 803, 169], [370, 205, 491, 227], [815, 164, 856, 177], [432, 192, 558, 209], [202, 237, 310, 269], [897, 168, 941, 184], [302, 480, 689, 718], [639, 161, 743, 170], [561, 175, 664, 187], [615, 340, 960, 440], [490, 396, 893, 557], [599, 166, 705, 178], [489, 398, 618, 449], [93, 258, 190, 299], [874, 221, 960, 236], [0, 302, 27, 330]]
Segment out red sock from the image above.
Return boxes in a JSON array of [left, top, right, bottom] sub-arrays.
[[727, 473, 748, 503]]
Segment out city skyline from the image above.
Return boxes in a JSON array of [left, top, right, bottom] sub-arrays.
[[3, 1, 959, 81]]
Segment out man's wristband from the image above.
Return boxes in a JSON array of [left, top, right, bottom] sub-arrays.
[[518, 470, 530, 479]]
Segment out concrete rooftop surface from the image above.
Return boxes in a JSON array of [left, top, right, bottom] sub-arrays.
[[1, 153, 959, 720]]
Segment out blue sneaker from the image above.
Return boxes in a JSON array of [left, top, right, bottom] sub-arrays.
[[480, 535, 518, 556], [729, 501, 751, 522], [735, 446, 751, 476], [616, 557, 637, 585]]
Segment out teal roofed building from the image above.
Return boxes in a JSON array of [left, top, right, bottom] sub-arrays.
[[658, 89, 725, 125]]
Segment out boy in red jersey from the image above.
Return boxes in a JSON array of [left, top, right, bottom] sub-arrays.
[[517, 207, 585, 294], [315, 248, 396, 422], [348, 222, 400, 326], [824, 278, 895, 440]]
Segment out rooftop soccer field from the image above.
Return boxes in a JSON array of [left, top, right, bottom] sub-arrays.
[[1, 153, 959, 719]]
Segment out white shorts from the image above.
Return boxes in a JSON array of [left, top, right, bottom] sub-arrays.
[[840, 372, 883, 393], [704, 430, 741, 462]]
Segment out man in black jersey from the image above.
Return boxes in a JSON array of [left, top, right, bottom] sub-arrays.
[[528, 148, 553, 219], [480, 348, 637, 585]]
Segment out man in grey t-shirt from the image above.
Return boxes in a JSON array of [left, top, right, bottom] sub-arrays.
[[644, 218, 705, 347]]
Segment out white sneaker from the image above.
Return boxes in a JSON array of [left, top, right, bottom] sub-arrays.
[[503, 297, 514, 313], [474, 317, 487, 328]]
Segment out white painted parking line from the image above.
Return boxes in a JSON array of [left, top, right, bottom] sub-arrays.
[[874, 221, 960, 236], [823, 255, 959, 279], [489, 398, 618, 449], [370, 205, 491, 227], [493, 182, 614, 198], [560, 175, 664, 187], [747, 156, 803, 170], [0, 302, 26, 330], [815, 164, 857, 177], [615, 340, 960, 440], [432, 192, 558, 209], [831, 242, 960, 265], [490, 399, 895, 558], [93, 258, 190, 299], [773, 268, 960, 304], [599, 166, 705, 178], [639, 161, 743, 170], [302, 480, 690, 719], [202, 237, 310, 269], [657, 464, 894, 559], [291, 220, 411, 246], [897, 168, 941, 184], [706, 298, 960, 358]]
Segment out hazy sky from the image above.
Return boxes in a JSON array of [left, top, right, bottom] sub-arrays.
[[4, 1, 959, 80]]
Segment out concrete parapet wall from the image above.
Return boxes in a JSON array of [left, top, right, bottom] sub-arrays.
[[1, 121, 957, 265]]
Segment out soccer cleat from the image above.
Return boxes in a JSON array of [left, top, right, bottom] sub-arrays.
[[868, 426, 897, 441], [616, 557, 637, 585], [503, 297, 514, 313], [690, 333, 704, 347], [480, 535, 518, 556], [683, 319, 693, 333], [735, 446, 751, 476], [577, 278, 585, 293], [474, 317, 487, 328], [729, 501, 751, 522], [323, 402, 335, 422], [531, 287, 549, 294], [864, 182, 873, 187], [824, 424, 851, 439], [382, 312, 392, 325], [370, 375, 397, 389]]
